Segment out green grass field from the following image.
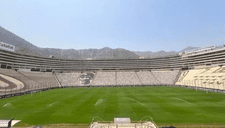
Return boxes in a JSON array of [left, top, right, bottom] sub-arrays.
[[0, 86, 225, 127]]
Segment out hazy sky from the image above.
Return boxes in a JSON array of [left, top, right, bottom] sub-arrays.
[[0, 0, 224, 52]]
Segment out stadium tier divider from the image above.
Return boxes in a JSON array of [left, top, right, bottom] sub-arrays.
[[136, 71, 160, 85], [89, 71, 98, 86], [149, 71, 161, 85], [55, 72, 81, 87], [53, 73, 62, 87], [173, 70, 182, 84], [135, 71, 144, 85]]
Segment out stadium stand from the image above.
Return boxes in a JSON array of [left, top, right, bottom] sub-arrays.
[[0, 69, 60, 96], [53, 70, 180, 87], [173, 70, 182, 84], [117, 71, 141, 86], [177, 71, 189, 82], [91, 71, 116, 86], [18, 70, 60, 88], [0, 69, 36, 85], [152, 70, 180, 85], [0, 69, 34, 95], [75, 72, 96, 86], [0, 49, 183, 71], [55, 72, 80, 87], [136, 71, 159, 85], [0, 73, 24, 95], [18, 71, 57, 84], [176, 66, 225, 91], [2, 44, 225, 97]]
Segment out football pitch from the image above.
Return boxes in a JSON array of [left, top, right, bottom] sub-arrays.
[[1, 86, 225, 127]]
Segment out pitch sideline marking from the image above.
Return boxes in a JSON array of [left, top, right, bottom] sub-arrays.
[[3, 103, 11, 107], [173, 97, 192, 104], [48, 102, 58, 106], [95, 99, 103, 106], [124, 97, 145, 106]]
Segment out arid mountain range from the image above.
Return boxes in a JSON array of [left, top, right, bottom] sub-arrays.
[[0, 26, 199, 60]]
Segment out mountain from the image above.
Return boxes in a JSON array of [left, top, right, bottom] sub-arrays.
[[134, 50, 178, 58], [134, 46, 201, 58], [0, 26, 205, 60], [0, 26, 83, 59], [0, 26, 43, 57], [78, 47, 139, 60], [97, 48, 139, 59], [178, 46, 200, 53], [0, 26, 139, 59]]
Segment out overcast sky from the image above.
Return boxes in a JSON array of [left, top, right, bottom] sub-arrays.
[[0, 0, 224, 52]]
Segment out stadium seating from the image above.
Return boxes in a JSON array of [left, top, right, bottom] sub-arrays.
[[152, 70, 180, 85], [175, 66, 225, 90], [0, 69, 61, 95], [56, 72, 80, 87], [0, 69, 38, 94], [0, 69, 37, 85], [55, 70, 180, 87], [177, 70, 189, 82], [91, 71, 116, 86], [18, 71, 57, 83], [136, 71, 159, 85], [75, 72, 96, 86], [18, 71, 60, 88], [117, 71, 142, 85]]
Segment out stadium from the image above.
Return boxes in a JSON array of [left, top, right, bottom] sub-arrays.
[[0, 43, 225, 128], [1, 0, 225, 127]]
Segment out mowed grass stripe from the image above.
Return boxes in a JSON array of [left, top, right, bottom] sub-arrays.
[[20, 88, 92, 124], [93, 88, 112, 120], [70, 88, 103, 123], [118, 87, 138, 119], [0, 86, 225, 126], [131, 87, 170, 121], [103, 87, 120, 121], [1, 88, 89, 123], [52, 87, 105, 123], [138, 86, 225, 123], [166, 87, 225, 121], [133, 86, 182, 122], [122, 87, 148, 121]]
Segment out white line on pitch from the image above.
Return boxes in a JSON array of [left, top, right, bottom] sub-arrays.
[[125, 97, 145, 106], [48, 102, 58, 106], [95, 99, 103, 106], [173, 97, 191, 104], [3, 103, 11, 107]]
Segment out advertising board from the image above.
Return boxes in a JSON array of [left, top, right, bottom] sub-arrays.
[[0, 41, 15, 52]]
